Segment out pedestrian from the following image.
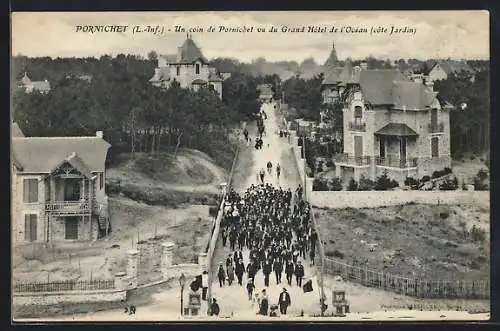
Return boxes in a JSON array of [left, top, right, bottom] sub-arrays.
[[285, 260, 294, 286], [210, 298, 220, 316], [267, 161, 273, 175], [273, 258, 283, 284], [278, 288, 291, 315], [222, 228, 228, 247], [309, 247, 316, 266], [235, 258, 245, 286], [295, 260, 305, 287], [263, 259, 272, 287], [276, 163, 281, 180], [226, 254, 233, 269], [217, 263, 226, 287], [259, 168, 265, 184], [227, 262, 235, 285], [246, 278, 255, 300], [258, 289, 269, 315]]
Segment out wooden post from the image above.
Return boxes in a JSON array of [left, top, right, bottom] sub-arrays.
[[154, 223, 158, 238]]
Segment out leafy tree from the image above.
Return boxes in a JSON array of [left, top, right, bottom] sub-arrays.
[[329, 177, 343, 191], [439, 176, 459, 190], [357, 175, 375, 191], [374, 170, 398, 190], [347, 178, 358, 191]]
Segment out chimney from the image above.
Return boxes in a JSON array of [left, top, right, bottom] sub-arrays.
[[96, 131, 103, 138], [360, 62, 368, 70]]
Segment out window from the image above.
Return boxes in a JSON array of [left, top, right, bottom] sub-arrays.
[[24, 214, 37, 242], [99, 173, 104, 190], [354, 106, 362, 124], [431, 137, 439, 158], [195, 63, 200, 75], [176, 66, 180, 76], [379, 137, 386, 158], [23, 178, 38, 203]]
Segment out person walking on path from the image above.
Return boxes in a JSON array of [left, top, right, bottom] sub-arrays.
[[263, 259, 272, 287], [294, 260, 305, 287], [276, 163, 281, 181], [259, 168, 266, 184], [227, 262, 235, 286], [267, 161, 273, 175], [278, 288, 291, 315], [273, 258, 283, 284], [235, 258, 245, 286], [258, 289, 269, 316], [217, 263, 226, 287], [246, 278, 255, 300], [285, 260, 294, 286]]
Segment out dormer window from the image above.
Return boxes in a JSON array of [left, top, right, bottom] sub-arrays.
[[195, 63, 200, 75], [354, 106, 363, 123]]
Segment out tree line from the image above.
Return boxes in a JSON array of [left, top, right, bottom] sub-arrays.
[[12, 55, 261, 166]]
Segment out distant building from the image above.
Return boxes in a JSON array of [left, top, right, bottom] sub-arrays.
[[428, 60, 475, 82], [11, 125, 111, 243], [321, 41, 345, 104], [257, 84, 273, 102], [322, 43, 454, 185], [17, 73, 51, 94], [149, 34, 225, 99]]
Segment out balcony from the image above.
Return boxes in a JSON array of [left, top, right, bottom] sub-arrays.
[[334, 153, 371, 166], [375, 156, 418, 169], [428, 122, 444, 133], [349, 121, 366, 132], [45, 200, 90, 215]]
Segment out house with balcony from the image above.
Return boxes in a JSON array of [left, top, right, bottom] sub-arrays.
[[149, 34, 226, 99], [331, 61, 453, 185], [11, 124, 111, 244]]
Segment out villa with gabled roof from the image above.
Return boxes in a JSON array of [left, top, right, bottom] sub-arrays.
[[149, 34, 226, 98], [11, 124, 112, 244], [321, 42, 454, 185], [17, 73, 51, 94]]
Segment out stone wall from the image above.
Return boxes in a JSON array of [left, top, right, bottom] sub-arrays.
[[309, 190, 490, 209]]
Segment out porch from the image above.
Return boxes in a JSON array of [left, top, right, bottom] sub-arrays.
[[374, 123, 419, 171]]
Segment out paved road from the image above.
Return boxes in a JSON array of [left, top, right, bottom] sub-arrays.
[[209, 101, 321, 317]]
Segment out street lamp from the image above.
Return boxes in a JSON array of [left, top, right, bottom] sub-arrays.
[[179, 273, 186, 316]]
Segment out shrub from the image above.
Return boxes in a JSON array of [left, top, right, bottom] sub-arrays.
[[470, 225, 486, 243], [325, 250, 345, 259], [208, 205, 219, 217], [358, 175, 375, 191], [313, 177, 329, 191], [439, 176, 459, 190], [470, 155, 476, 160], [317, 160, 324, 173], [305, 165, 314, 178], [326, 159, 334, 167], [347, 178, 358, 191], [374, 170, 398, 190], [329, 177, 343, 191], [444, 167, 452, 174], [421, 175, 431, 182], [476, 168, 489, 181]]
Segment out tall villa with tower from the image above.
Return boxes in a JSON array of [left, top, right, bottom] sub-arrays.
[[149, 34, 226, 99], [321, 41, 454, 185]]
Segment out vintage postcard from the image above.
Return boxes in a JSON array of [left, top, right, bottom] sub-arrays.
[[11, 11, 490, 322]]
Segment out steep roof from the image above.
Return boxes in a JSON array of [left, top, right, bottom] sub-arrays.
[[433, 60, 475, 75], [375, 123, 418, 137], [339, 59, 355, 84], [48, 152, 92, 178], [358, 70, 408, 104], [322, 67, 343, 85], [20, 72, 31, 84], [323, 41, 339, 70], [176, 36, 209, 64], [391, 81, 438, 110], [11, 123, 25, 137], [11, 136, 111, 173]]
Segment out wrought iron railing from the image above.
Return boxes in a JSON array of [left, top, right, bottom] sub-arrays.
[[334, 153, 371, 166], [45, 200, 90, 214], [375, 156, 418, 168], [348, 121, 366, 132], [428, 122, 444, 133]]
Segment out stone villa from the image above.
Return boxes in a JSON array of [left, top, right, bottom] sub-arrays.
[[321, 42, 454, 185], [11, 123, 111, 243], [17, 72, 51, 94], [149, 34, 227, 99]]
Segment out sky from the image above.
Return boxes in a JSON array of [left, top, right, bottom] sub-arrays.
[[11, 11, 489, 63]]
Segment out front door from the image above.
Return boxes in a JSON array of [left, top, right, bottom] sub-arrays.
[[354, 136, 363, 158], [65, 216, 79, 240]]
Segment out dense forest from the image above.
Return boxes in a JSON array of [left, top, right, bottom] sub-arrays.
[[12, 55, 261, 166]]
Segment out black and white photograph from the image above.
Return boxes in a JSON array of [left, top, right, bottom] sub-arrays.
[[10, 11, 490, 321]]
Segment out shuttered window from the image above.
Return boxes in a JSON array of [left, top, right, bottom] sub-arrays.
[[24, 214, 37, 242], [431, 137, 439, 158], [23, 179, 38, 203]]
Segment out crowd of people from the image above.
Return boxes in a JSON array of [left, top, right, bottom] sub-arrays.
[[217, 183, 318, 316]]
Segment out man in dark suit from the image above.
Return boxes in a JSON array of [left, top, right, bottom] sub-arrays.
[[278, 288, 291, 315], [285, 260, 294, 286], [294, 260, 305, 287], [273, 258, 283, 284], [262, 259, 272, 287]]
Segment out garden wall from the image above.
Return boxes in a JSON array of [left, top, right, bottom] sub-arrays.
[[309, 190, 490, 209]]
